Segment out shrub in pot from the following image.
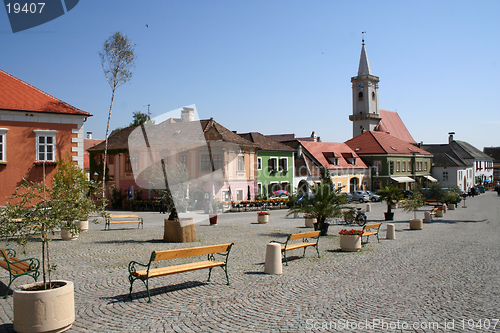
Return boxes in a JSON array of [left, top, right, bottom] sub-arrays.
[[401, 191, 425, 229], [0, 154, 98, 332]]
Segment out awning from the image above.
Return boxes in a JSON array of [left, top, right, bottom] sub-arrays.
[[390, 176, 415, 183], [422, 175, 438, 182]]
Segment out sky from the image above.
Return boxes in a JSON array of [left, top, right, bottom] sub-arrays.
[[1, 0, 499, 150]]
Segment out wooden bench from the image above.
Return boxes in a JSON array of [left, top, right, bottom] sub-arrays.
[[0, 249, 40, 298], [361, 223, 382, 244], [105, 214, 143, 230], [128, 243, 233, 302], [271, 231, 320, 266]]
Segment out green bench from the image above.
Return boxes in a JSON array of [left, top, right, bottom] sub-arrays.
[[128, 243, 233, 302], [0, 249, 40, 298]]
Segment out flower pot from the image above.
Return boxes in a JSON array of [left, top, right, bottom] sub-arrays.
[[409, 219, 423, 230], [14, 280, 75, 333], [258, 214, 269, 224], [448, 204, 456, 210], [209, 214, 218, 225], [304, 218, 316, 228], [384, 212, 394, 221], [61, 228, 79, 241], [74, 220, 89, 232], [436, 209, 444, 217], [339, 234, 362, 252], [313, 223, 330, 236]]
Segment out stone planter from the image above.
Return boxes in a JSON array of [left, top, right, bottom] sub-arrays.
[[164, 218, 196, 242], [436, 209, 444, 217], [448, 204, 456, 210], [14, 280, 75, 333], [304, 218, 316, 228], [339, 234, 362, 252], [61, 228, 79, 241], [74, 220, 89, 232], [409, 219, 423, 230], [258, 214, 269, 224]]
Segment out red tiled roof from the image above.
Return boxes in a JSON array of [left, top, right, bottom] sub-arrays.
[[345, 131, 432, 156], [299, 141, 368, 169], [0, 69, 91, 116], [377, 109, 415, 143]]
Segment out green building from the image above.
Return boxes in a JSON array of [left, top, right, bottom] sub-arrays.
[[345, 131, 434, 191], [238, 132, 294, 198]]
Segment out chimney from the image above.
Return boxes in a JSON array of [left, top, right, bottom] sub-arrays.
[[86, 132, 92, 139], [311, 131, 317, 142], [181, 107, 195, 122], [448, 132, 455, 144]]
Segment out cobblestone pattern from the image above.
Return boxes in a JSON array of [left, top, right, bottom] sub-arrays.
[[0, 193, 499, 332]]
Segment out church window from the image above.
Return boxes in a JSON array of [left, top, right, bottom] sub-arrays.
[[372, 92, 375, 100], [358, 92, 363, 101]]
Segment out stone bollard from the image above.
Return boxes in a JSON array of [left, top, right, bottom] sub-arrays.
[[264, 243, 282, 274], [424, 211, 432, 223], [386, 224, 395, 239], [366, 203, 371, 212]]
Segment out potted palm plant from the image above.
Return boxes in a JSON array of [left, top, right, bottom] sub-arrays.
[[401, 191, 426, 230], [0, 154, 98, 332], [377, 186, 403, 221], [287, 168, 348, 236]]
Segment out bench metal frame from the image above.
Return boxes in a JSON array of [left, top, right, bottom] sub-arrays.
[[271, 231, 320, 266], [0, 249, 40, 298], [128, 243, 233, 303]]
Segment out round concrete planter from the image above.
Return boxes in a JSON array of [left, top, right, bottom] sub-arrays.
[[74, 220, 89, 232], [436, 209, 444, 217], [409, 219, 423, 230], [258, 214, 269, 224], [61, 228, 79, 241], [14, 280, 75, 333], [448, 204, 456, 210], [339, 234, 362, 252], [304, 218, 316, 228]]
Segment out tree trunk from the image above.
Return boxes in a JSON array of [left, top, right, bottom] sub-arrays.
[[102, 89, 116, 205]]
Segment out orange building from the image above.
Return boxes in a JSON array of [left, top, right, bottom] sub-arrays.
[[0, 69, 91, 206]]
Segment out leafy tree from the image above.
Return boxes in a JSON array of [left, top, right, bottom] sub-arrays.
[[99, 31, 136, 206], [377, 186, 403, 215], [401, 191, 426, 219]]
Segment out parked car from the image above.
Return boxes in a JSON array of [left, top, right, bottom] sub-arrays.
[[476, 185, 485, 193], [364, 191, 380, 202], [350, 191, 370, 203]]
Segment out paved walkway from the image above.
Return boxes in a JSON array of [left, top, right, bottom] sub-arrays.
[[1, 193, 499, 332]]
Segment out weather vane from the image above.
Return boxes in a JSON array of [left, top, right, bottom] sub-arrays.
[[362, 31, 366, 44]]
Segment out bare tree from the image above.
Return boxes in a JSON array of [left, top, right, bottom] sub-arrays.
[[99, 31, 136, 204]]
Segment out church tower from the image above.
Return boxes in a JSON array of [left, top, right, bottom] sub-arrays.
[[349, 38, 381, 137]]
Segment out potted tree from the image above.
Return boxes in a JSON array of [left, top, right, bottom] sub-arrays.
[[287, 168, 348, 236], [0, 155, 98, 332], [377, 186, 403, 221], [401, 191, 426, 230], [51, 154, 97, 240]]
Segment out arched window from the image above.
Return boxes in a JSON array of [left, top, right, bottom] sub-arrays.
[[358, 92, 363, 101], [372, 91, 375, 100]]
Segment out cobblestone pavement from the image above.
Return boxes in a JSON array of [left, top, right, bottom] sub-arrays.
[[1, 192, 499, 332]]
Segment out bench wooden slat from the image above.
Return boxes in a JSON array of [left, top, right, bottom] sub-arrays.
[[108, 214, 140, 218], [283, 242, 317, 251], [288, 231, 320, 241], [153, 244, 232, 261], [108, 221, 142, 224], [361, 223, 382, 243], [0, 249, 40, 298], [134, 260, 225, 278]]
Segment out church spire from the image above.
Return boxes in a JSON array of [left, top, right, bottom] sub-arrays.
[[357, 34, 372, 76]]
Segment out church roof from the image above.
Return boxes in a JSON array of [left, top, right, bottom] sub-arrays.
[[0, 69, 91, 116], [376, 109, 416, 144], [358, 43, 372, 76], [345, 131, 431, 156]]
